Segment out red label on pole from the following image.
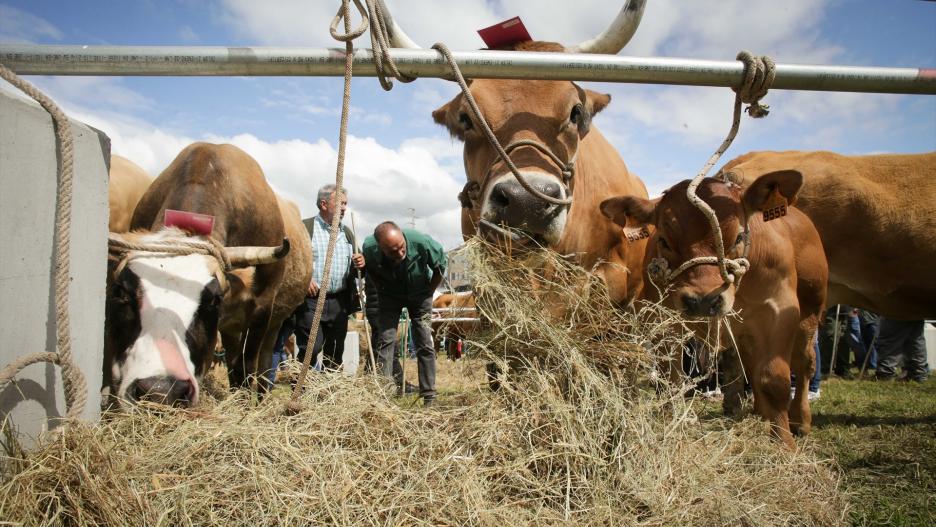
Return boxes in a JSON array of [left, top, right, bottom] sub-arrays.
[[164, 209, 214, 236], [478, 17, 532, 49]]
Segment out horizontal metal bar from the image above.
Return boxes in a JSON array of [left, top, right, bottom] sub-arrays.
[[431, 318, 480, 324], [1, 44, 934, 95], [432, 307, 477, 313]]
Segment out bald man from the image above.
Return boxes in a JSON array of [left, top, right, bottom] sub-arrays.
[[362, 221, 446, 406]]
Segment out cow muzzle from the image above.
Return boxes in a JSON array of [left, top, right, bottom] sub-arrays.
[[128, 375, 197, 407], [480, 173, 568, 246], [677, 288, 734, 318]]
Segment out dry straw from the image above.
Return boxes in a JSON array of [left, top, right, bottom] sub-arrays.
[[1, 240, 847, 526]]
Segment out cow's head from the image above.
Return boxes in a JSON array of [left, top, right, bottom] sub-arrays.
[[104, 228, 288, 409], [377, 0, 646, 247], [600, 171, 803, 317], [435, 72, 611, 247]]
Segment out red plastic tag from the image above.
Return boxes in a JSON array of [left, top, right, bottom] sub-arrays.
[[478, 17, 532, 49], [165, 209, 214, 235]]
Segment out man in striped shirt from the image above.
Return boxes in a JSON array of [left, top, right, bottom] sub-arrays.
[[272, 184, 364, 376]]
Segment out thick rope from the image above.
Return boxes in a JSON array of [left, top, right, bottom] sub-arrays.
[[287, 0, 359, 414], [659, 51, 775, 286], [0, 63, 88, 421], [107, 234, 232, 272], [431, 43, 574, 207], [363, 0, 416, 90]]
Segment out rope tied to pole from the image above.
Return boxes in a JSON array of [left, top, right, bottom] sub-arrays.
[[653, 50, 775, 288], [286, 0, 361, 415], [0, 63, 88, 421]]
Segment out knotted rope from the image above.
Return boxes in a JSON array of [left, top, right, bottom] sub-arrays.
[[107, 234, 232, 275], [651, 51, 775, 287], [0, 63, 88, 421]]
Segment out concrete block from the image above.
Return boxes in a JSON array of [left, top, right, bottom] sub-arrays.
[[0, 90, 109, 448]]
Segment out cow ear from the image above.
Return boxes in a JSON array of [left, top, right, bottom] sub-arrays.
[[743, 170, 804, 214], [600, 195, 657, 228], [584, 89, 611, 116], [432, 93, 468, 141]]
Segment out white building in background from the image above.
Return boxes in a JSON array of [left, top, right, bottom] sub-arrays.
[[445, 245, 472, 292]]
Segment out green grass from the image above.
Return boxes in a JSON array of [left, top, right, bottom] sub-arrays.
[[807, 375, 936, 526]]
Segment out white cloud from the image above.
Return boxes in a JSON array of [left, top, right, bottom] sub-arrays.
[[0, 4, 63, 43]]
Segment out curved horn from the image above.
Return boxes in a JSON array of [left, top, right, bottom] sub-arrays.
[[374, 0, 422, 49], [225, 238, 290, 268], [568, 0, 646, 55]]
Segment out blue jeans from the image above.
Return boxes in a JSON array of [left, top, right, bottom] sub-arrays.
[[856, 310, 878, 369]]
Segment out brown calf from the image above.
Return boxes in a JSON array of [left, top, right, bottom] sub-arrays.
[[601, 172, 828, 448]]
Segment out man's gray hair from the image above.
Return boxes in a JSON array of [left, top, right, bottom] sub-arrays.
[[317, 184, 347, 209]]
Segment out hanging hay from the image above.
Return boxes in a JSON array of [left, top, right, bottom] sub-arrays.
[[0, 241, 847, 526]]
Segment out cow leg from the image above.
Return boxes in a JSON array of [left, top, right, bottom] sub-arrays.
[[752, 354, 795, 449], [720, 345, 746, 419], [223, 330, 247, 389], [240, 303, 276, 395], [788, 322, 817, 436]]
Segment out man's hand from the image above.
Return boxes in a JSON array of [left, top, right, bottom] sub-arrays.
[[308, 280, 320, 297], [351, 253, 365, 269]]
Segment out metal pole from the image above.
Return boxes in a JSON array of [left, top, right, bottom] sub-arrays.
[[2, 44, 934, 95], [829, 305, 842, 377]]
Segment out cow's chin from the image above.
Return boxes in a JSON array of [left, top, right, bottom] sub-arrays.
[[477, 208, 566, 250]]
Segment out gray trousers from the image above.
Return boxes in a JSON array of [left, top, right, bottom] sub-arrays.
[[875, 319, 929, 381], [375, 295, 436, 398]]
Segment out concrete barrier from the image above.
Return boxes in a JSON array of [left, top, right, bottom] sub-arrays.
[[925, 322, 936, 371], [0, 90, 109, 448]]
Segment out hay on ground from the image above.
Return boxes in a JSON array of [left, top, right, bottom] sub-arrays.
[[0, 241, 848, 526]]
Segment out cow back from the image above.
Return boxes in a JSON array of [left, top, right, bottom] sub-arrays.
[[108, 155, 153, 233]]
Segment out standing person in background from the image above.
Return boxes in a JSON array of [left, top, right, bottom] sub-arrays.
[[363, 222, 446, 406], [272, 184, 363, 373], [363, 278, 412, 393], [875, 318, 929, 383]]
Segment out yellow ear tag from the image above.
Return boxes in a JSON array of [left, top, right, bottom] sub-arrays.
[[763, 187, 788, 222], [623, 226, 650, 243]]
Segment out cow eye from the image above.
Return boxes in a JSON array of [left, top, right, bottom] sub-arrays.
[[570, 104, 584, 125], [458, 112, 473, 131], [657, 237, 670, 251], [734, 232, 746, 246]]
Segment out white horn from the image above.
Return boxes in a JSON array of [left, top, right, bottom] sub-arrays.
[[374, 0, 422, 49], [568, 0, 647, 55], [225, 238, 290, 268]]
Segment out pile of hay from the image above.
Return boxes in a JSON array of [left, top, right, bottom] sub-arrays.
[[1, 242, 847, 526]]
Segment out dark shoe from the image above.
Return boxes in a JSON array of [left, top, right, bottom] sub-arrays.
[[874, 374, 896, 382], [396, 382, 418, 396], [422, 396, 435, 408]]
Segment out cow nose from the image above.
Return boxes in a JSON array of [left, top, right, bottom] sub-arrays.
[[681, 293, 724, 317], [681, 294, 702, 316], [131, 376, 195, 407], [487, 178, 562, 233]]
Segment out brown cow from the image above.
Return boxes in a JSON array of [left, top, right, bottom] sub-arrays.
[[718, 151, 936, 319], [431, 291, 478, 356], [601, 172, 828, 448], [105, 143, 288, 408], [381, 0, 650, 306], [107, 154, 153, 233], [220, 195, 313, 383]]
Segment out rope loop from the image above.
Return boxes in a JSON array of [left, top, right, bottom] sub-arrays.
[[734, 50, 776, 118], [0, 62, 88, 421], [364, 0, 416, 90], [329, 0, 369, 42]]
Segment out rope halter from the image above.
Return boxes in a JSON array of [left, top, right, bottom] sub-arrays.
[[674, 50, 774, 287]]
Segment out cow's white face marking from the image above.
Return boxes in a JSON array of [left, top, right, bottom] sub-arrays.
[[480, 171, 568, 245], [114, 252, 212, 406]]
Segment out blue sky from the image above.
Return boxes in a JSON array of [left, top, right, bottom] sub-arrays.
[[1, 0, 934, 249]]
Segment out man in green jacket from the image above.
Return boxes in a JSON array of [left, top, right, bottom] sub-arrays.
[[363, 221, 446, 406]]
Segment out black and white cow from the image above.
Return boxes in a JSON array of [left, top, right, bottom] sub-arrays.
[[105, 142, 290, 408]]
